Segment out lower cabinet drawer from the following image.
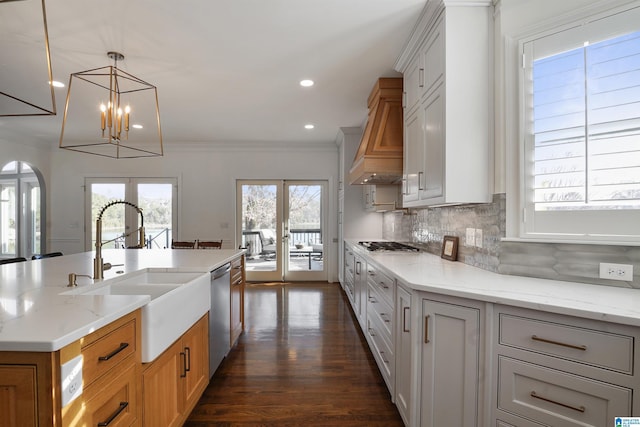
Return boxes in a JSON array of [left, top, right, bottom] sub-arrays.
[[367, 315, 394, 389], [367, 283, 393, 339], [497, 356, 632, 426], [83, 318, 137, 387], [83, 361, 139, 427], [499, 313, 633, 374]]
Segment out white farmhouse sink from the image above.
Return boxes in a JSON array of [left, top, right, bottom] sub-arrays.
[[81, 283, 180, 300], [80, 270, 210, 362]]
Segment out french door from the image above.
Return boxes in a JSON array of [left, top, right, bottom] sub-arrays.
[[237, 180, 327, 282], [85, 178, 177, 251]]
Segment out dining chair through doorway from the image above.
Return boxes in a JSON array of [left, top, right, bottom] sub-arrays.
[[32, 252, 63, 260], [171, 240, 196, 249], [197, 240, 223, 249], [0, 257, 27, 265]]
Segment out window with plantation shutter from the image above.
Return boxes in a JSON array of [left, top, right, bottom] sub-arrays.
[[520, 5, 640, 243]]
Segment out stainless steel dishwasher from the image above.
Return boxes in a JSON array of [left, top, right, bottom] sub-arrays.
[[210, 262, 231, 377]]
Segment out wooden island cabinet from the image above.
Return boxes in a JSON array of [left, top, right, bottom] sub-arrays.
[[0, 309, 142, 427], [141, 313, 209, 427]]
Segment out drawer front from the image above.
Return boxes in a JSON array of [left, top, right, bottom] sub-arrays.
[[84, 361, 139, 427], [231, 256, 243, 284], [366, 316, 394, 388], [366, 264, 394, 305], [83, 319, 137, 387], [367, 283, 393, 339], [499, 313, 633, 374], [498, 356, 632, 426]]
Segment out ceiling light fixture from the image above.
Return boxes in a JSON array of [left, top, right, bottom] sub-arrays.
[[0, 0, 56, 116], [304, 124, 315, 129], [300, 79, 314, 87], [59, 51, 163, 159]]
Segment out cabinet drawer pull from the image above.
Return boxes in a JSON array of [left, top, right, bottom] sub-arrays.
[[233, 277, 243, 286], [98, 342, 129, 361], [530, 391, 585, 413], [184, 346, 191, 372], [419, 68, 424, 88], [355, 261, 361, 275], [367, 270, 375, 277], [180, 351, 187, 378], [368, 328, 376, 337], [424, 315, 430, 343], [380, 350, 389, 364], [97, 401, 129, 426], [418, 171, 425, 191], [403, 307, 410, 333], [531, 335, 587, 351], [380, 313, 390, 323]]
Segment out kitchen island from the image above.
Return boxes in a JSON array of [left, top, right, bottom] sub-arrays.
[[343, 240, 640, 427], [0, 248, 245, 427]]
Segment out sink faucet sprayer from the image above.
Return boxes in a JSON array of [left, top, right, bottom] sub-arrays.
[[94, 200, 145, 279]]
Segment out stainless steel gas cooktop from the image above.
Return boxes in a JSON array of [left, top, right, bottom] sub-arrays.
[[358, 241, 419, 252]]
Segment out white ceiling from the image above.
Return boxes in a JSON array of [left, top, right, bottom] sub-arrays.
[[0, 0, 426, 148]]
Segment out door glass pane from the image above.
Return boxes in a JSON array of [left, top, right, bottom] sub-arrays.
[[29, 183, 41, 255], [241, 184, 278, 272], [91, 183, 126, 249], [0, 181, 16, 255], [138, 183, 173, 248], [287, 184, 323, 272]]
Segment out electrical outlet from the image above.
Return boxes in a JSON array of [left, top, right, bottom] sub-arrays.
[[465, 228, 475, 246], [60, 354, 83, 407], [599, 263, 634, 281], [475, 229, 483, 248]]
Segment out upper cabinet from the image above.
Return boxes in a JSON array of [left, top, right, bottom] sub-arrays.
[[396, 0, 492, 207]]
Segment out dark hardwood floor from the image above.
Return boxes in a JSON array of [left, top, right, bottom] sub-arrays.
[[184, 282, 404, 426]]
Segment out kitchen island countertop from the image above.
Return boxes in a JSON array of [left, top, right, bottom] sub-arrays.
[[346, 240, 640, 327], [0, 248, 244, 352]]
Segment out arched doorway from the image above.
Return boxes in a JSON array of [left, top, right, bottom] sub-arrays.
[[0, 161, 46, 259]]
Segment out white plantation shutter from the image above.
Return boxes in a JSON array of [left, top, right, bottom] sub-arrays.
[[521, 6, 640, 242]]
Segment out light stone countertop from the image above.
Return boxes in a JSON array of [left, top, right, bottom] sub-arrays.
[[0, 249, 245, 352], [346, 240, 640, 327]]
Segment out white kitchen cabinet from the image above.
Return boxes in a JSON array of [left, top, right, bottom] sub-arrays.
[[365, 263, 396, 394], [402, 108, 423, 204], [492, 305, 639, 426], [418, 294, 483, 427], [354, 253, 367, 329], [397, 2, 491, 207], [395, 284, 412, 426], [343, 245, 356, 304]]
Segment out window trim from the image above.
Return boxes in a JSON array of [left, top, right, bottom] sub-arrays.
[[505, 0, 640, 246], [84, 177, 178, 251]]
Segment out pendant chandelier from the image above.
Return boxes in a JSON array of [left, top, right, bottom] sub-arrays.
[[0, 0, 56, 116], [59, 51, 163, 159]]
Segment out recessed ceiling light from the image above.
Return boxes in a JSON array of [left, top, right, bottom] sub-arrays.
[[304, 124, 315, 130], [49, 80, 65, 88], [300, 79, 314, 87], [132, 124, 143, 129]]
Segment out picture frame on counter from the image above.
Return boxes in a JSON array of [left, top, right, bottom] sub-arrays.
[[441, 236, 458, 261]]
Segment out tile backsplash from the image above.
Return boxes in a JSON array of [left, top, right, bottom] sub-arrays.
[[382, 193, 639, 289]]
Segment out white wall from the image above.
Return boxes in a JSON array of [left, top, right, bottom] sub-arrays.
[[46, 141, 340, 278]]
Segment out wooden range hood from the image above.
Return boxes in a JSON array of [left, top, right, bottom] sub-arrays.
[[348, 78, 403, 185]]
